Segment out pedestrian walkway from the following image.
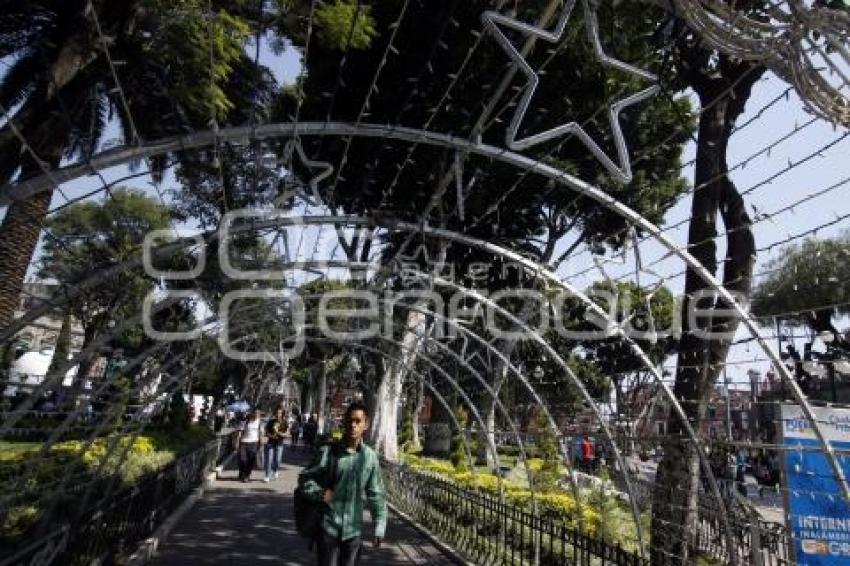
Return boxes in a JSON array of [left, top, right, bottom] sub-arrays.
[[150, 448, 457, 565]]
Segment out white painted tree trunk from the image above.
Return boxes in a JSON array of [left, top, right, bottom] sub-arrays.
[[411, 376, 424, 449], [304, 369, 315, 417], [318, 363, 327, 434], [369, 310, 429, 462], [477, 362, 510, 467]]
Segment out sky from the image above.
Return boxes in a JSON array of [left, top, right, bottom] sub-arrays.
[[3, 28, 849, 390]]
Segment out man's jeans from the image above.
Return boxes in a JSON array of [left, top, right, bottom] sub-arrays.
[[316, 531, 362, 566], [264, 443, 283, 477]]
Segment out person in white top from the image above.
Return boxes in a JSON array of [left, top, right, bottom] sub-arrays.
[[237, 410, 264, 482]]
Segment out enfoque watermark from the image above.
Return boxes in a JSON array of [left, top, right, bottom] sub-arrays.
[[141, 207, 750, 360]]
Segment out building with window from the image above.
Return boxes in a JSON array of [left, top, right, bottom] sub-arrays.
[[11, 281, 85, 354]]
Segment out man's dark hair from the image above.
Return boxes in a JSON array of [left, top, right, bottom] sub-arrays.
[[345, 400, 370, 419]]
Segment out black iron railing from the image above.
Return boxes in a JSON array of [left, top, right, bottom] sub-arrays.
[[3, 434, 225, 566], [383, 462, 648, 566], [693, 499, 792, 566]]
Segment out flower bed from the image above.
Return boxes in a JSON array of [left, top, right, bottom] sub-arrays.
[[0, 425, 214, 542], [402, 454, 646, 551]]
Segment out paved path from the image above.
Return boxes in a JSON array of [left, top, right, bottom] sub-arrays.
[[150, 448, 456, 565]]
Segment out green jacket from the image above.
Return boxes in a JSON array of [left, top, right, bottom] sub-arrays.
[[298, 441, 387, 540]]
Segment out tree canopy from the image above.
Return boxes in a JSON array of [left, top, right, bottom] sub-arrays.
[[752, 234, 850, 335]]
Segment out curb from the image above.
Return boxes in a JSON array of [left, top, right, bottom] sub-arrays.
[[386, 502, 474, 566], [126, 461, 225, 565]]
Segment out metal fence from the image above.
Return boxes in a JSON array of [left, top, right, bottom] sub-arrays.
[[692, 499, 792, 566], [2, 434, 224, 566], [384, 462, 648, 566]]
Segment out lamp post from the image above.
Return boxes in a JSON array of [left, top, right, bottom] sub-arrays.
[[724, 368, 733, 442], [747, 369, 761, 442]]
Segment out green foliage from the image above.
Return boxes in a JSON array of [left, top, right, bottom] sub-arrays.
[[272, 0, 693, 259], [580, 280, 678, 376], [752, 235, 850, 331], [398, 400, 420, 454], [404, 454, 604, 537], [315, 0, 378, 50], [404, 453, 644, 551], [0, 344, 14, 373], [0, 505, 39, 539], [532, 413, 561, 492], [40, 188, 173, 352], [167, 391, 191, 432], [450, 404, 470, 471], [0, 427, 214, 539], [104, 376, 131, 434], [150, 1, 252, 119]]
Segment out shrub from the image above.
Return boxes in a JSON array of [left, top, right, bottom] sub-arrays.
[[450, 405, 471, 471], [403, 454, 611, 538], [166, 392, 190, 432], [0, 506, 39, 538], [531, 413, 561, 492]]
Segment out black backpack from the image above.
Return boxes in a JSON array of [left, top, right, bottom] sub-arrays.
[[294, 448, 338, 540]]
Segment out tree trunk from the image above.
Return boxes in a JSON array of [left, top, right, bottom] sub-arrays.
[[651, 55, 763, 564], [476, 362, 509, 467], [0, 101, 72, 331], [410, 373, 424, 449], [424, 384, 454, 456], [318, 361, 327, 433], [0, 189, 54, 331], [369, 310, 429, 462], [474, 291, 544, 467]]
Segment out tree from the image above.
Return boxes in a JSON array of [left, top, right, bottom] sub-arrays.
[[450, 404, 472, 472], [0, 0, 266, 331], [166, 389, 190, 432], [580, 281, 677, 426], [38, 188, 172, 390], [650, 13, 767, 562], [270, 0, 694, 463], [46, 311, 73, 379], [752, 234, 850, 348], [533, 411, 561, 492]]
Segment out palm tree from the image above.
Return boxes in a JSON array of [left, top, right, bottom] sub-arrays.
[[0, 0, 275, 330]]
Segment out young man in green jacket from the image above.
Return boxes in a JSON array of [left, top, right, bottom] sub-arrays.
[[297, 401, 387, 566]]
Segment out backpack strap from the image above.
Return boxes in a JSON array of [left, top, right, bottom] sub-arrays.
[[327, 444, 339, 489]]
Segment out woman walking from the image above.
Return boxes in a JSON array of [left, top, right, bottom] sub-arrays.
[[237, 410, 263, 482]]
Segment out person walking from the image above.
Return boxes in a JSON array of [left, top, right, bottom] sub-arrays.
[[291, 414, 303, 451], [304, 415, 319, 452], [264, 408, 288, 482], [580, 434, 595, 474], [297, 401, 387, 566], [237, 409, 263, 482]]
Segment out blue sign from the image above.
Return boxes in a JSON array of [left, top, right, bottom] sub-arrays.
[[781, 404, 850, 564]]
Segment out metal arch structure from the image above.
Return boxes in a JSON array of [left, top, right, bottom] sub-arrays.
[[1, 118, 830, 503], [3, 123, 848, 552], [0, 209, 749, 556], [1, 234, 673, 556], [1, 281, 595, 533], [3, 194, 846, 560], [4, 192, 846, 523]]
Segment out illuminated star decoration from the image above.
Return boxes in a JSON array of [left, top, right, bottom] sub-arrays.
[[275, 139, 334, 207], [481, 0, 660, 184]]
